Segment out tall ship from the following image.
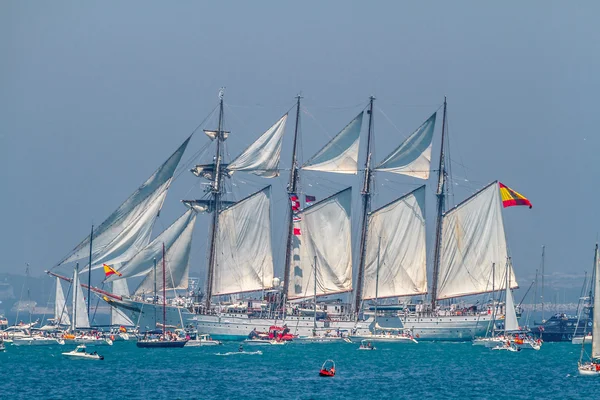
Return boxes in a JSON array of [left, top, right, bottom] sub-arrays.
[[47, 91, 529, 341]]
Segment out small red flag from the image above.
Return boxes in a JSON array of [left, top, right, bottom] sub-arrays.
[[293, 228, 301, 235]]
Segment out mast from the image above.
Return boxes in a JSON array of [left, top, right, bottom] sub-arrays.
[[87, 225, 93, 316], [313, 256, 317, 336], [153, 257, 157, 324], [283, 95, 302, 306], [541, 245, 545, 322], [430, 97, 447, 310], [354, 96, 375, 313], [490, 263, 495, 338], [374, 237, 381, 329], [589, 244, 597, 325], [162, 243, 166, 333], [205, 89, 226, 309], [72, 262, 79, 332]]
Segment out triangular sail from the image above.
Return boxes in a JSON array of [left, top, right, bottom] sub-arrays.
[[593, 245, 600, 359], [227, 115, 288, 178], [437, 182, 518, 300], [107, 209, 197, 288], [58, 137, 191, 271], [111, 280, 134, 326], [134, 211, 197, 296], [287, 187, 353, 299], [504, 286, 519, 332], [375, 113, 436, 179], [362, 186, 427, 300], [302, 112, 363, 174], [213, 187, 274, 296], [72, 269, 90, 329], [54, 277, 70, 326]]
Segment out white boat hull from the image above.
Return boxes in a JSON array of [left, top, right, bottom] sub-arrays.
[[572, 335, 593, 345], [12, 337, 64, 346], [185, 340, 221, 347], [401, 314, 494, 341], [578, 364, 600, 376], [243, 339, 287, 346], [351, 335, 417, 344], [66, 338, 113, 346]]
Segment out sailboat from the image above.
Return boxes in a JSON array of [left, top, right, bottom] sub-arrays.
[[39, 277, 71, 331], [578, 244, 600, 375], [137, 245, 188, 348]]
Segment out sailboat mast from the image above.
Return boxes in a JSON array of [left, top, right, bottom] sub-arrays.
[[162, 243, 166, 333], [541, 245, 545, 322], [430, 96, 447, 310], [205, 90, 226, 309], [313, 255, 317, 334], [72, 262, 78, 332], [374, 237, 381, 328], [283, 95, 302, 305], [87, 224, 93, 316], [354, 96, 375, 313]]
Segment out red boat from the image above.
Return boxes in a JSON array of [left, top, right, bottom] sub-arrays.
[[319, 360, 336, 377]]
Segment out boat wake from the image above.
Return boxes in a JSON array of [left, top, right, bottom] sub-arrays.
[[216, 351, 263, 356]]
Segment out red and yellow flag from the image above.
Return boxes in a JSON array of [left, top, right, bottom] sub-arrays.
[[103, 264, 122, 277], [499, 182, 532, 209]]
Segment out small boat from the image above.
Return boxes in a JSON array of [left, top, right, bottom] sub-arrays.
[[185, 333, 222, 347], [358, 339, 376, 350], [319, 360, 336, 377], [12, 336, 65, 346], [136, 331, 188, 348], [62, 344, 104, 360]]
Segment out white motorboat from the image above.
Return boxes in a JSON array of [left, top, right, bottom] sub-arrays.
[[12, 336, 65, 346], [358, 339, 376, 350], [185, 334, 222, 347], [62, 344, 104, 360], [65, 336, 113, 346]]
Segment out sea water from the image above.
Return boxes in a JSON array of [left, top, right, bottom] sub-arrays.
[[2, 340, 599, 399]]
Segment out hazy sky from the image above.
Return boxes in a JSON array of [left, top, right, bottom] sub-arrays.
[[2, 1, 599, 297]]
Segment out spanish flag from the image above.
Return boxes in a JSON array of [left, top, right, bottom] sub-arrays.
[[103, 264, 122, 277], [499, 182, 532, 209]]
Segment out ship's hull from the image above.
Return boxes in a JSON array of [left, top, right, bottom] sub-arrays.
[[399, 314, 494, 341], [102, 297, 193, 330], [191, 313, 374, 341]]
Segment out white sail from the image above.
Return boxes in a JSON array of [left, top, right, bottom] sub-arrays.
[[302, 112, 363, 174], [110, 280, 134, 326], [503, 259, 519, 332], [72, 269, 90, 329], [54, 277, 70, 326], [59, 137, 191, 271], [362, 186, 427, 300], [288, 187, 353, 299], [593, 245, 600, 359], [227, 115, 288, 178], [107, 209, 197, 290], [213, 187, 274, 296], [437, 182, 517, 300], [134, 211, 196, 296], [375, 113, 436, 179]]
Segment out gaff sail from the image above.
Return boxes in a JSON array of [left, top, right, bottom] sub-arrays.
[[437, 182, 518, 300], [362, 186, 427, 300], [287, 187, 353, 299]]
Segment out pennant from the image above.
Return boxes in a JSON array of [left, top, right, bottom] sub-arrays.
[[498, 182, 532, 209], [290, 194, 300, 211], [293, 228, 301, 236], [103, 264, 122, 277], [305, 195, 316, 203], [293, 215, 302, 222]]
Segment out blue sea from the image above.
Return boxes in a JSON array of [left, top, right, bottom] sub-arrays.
[[2, 340, 599, 400]]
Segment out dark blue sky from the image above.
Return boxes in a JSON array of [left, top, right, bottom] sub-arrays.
[[2, 1, 599, 296]]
